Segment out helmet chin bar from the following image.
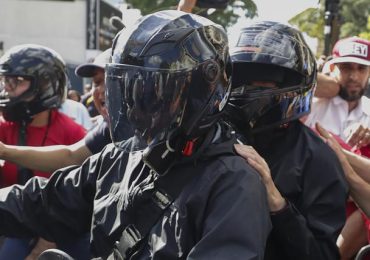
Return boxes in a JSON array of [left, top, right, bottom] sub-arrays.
[[2, 102, 34, 123], [1, 96, 53, 124], [0, 70, 61, 124], [227, 83, 313, 133]]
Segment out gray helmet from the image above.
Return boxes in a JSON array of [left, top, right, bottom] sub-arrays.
[[0, 44, 67, 123]]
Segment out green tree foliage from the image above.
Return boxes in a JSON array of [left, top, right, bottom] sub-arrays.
[[359, 17, 370, 40], [289, 0, 370, 52], [289, 8, 324, 41], [126, 0, 177, 14], [126, 0, 258, 28], [340, 0, 369, 38]]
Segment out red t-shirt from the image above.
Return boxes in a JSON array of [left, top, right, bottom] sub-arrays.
[[358, 145, 370, 245], [0, 109, 86, 187]]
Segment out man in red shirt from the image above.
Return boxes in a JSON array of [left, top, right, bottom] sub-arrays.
[[0, 44, 86, 259], [0, 110, 86, 186]]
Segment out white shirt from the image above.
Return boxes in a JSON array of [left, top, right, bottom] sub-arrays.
[[305, 96, 370, 140], [59, 99, 93, 130]]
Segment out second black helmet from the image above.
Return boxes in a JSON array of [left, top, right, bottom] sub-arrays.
[[226, 21, 316, 132]]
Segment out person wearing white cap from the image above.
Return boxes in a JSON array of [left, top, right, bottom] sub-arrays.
[[76, 48, 110, 123], [304, 37, 370, 259], [305, 36, 370, 150]]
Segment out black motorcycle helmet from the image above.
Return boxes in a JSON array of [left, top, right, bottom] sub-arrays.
[[106, 10, 231, 154], [226, 21, 316, 133], [0, 44, 67, 123]]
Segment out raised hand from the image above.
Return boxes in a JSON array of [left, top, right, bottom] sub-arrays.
[[344, 123, 370, 149]]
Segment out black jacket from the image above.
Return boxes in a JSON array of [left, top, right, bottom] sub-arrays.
[[0, 125, 271, 259], [247, 121, 348, 260]]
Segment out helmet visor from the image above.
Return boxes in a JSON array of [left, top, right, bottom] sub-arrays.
[[230, 84, 313, 131], [0, 75, 34, 107], [105, 64, 192, 151]]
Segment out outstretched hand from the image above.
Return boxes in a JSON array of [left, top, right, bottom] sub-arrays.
[[315, 123, 347, 163], [344, 123, 370, 149], [234, 144, 286, 212]]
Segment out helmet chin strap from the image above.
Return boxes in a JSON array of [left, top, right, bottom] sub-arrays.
[[143, 128, 197, 175], [143, 139, 181, 176], [165, 128, 186, 153]]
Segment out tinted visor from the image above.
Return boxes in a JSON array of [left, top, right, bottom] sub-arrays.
[[230, 84, 313, 131], [105, 64, 192, 151]]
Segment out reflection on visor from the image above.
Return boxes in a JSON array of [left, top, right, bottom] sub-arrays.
[[230, 83, 313, 130], [105, 64, 193, 151], [236, 28, 296, 60], [232, 84, 281, 97]]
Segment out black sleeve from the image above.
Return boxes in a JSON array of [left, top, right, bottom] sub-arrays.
[[85, 120, 112, 154], [269, 145, 348, 260], [0, 151, 104, 243], [188, 158, 272, 259]]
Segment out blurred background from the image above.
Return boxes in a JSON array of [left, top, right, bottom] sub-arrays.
[[0, 0, 369, 92]]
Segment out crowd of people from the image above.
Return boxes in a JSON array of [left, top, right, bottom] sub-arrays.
[[0, 2, 369, 260]]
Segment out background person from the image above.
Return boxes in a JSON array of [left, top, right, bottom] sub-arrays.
[[0, 49, 127, 260], [0, 49, 130, 175], [305, 37, 370, 152], [0, 44, 86, 186], [75, 48, 111, 126], [226, 21, 348, 260], [67, 89, 81, 102], [306, 36, 370, 259], [0, 44, 87, 259], [59, 96, 93, 131]]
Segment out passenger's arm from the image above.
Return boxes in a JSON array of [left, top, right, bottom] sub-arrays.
[[0, 139, 92, 173], [0, 151, 101, 241], [234, 144, 287, 212], [235, 139, 346, 259], [314, 73, 340, 98], [340, 152, 370, 217]]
